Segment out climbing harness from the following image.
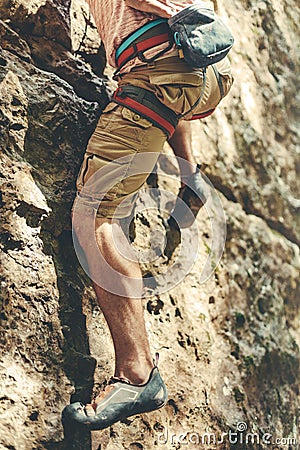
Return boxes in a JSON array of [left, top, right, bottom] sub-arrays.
[[112, 14, 229, 135]]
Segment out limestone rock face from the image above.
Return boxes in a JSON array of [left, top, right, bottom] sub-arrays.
[[0, 1, 299, 449]]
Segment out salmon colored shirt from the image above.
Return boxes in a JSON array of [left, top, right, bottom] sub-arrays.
[[86, 0, 162, 70]]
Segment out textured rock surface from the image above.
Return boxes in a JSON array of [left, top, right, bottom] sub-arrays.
[[0, 0, 299, 449]]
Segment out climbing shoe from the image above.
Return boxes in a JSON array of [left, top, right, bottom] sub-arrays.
[[62, 366, 167, 431], [168, 164, 209, 229]]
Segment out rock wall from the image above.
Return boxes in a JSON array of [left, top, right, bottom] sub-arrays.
[[0, 0, 299, 449]]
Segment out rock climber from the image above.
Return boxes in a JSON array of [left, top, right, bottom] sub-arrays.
[[62, 0, 233, 430]]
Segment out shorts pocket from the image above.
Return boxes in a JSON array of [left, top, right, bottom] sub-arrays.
[[93, 101, 153, 142], [121, 107, 153, 129], [95, 102, 120, 131], [76, 153, 94, 191], [76, 153, 120, 201], [149, 71, 204, 116]]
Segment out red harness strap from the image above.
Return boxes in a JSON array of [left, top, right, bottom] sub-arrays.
[[116, 33, 170, 69], [112, 86, 216, 138], [112, 86, 177, 138], [190, 108, 216, 120]]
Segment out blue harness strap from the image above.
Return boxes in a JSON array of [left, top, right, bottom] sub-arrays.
[[115, 18, 168, 61]]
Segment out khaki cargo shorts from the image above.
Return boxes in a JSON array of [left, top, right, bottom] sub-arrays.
[[74, 56, 233, 219]]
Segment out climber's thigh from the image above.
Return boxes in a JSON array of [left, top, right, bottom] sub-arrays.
[[73, 102, 166, 219]]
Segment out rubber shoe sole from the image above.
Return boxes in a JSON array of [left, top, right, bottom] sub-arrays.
[[62, 367, 168, 431]]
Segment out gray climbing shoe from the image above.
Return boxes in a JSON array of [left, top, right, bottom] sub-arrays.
[[168, 164, 209, 229], [62, 367, 167, 431]]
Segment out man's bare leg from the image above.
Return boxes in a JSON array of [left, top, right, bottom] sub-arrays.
[[74, 215, 153, 385], [167, 120, 208, 228], [62, 213, 167, 427], [168, 120, 196, 181]]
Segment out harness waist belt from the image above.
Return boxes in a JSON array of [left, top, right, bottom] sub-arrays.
[[115, 19, 173, 70], [116, 34, 171, 69], [112, 85, 178, 138]]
